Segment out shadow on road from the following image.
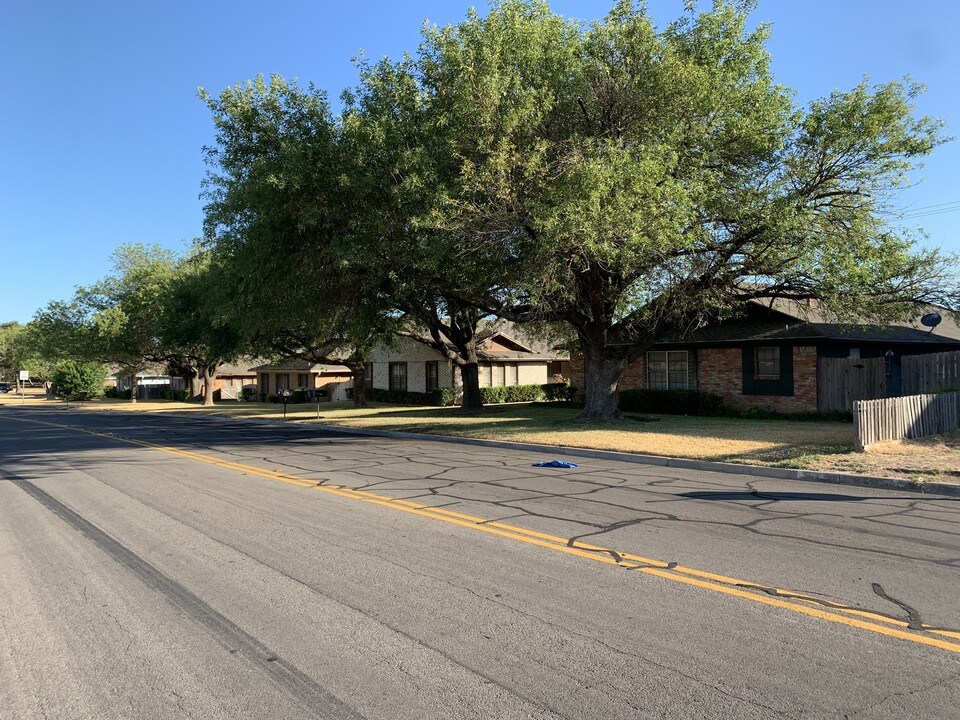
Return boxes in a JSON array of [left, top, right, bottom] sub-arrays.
[[680, 490, 956, 503]]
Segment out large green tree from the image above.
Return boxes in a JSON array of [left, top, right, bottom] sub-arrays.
[[158, 249, 247, 406], [1, 322, 59, 394], [0, 322, 26, 384], [201, 76, 393, 407], [343, 58, 528, 410], [33, 244, 178, 403], [406, 0, 955, 420], [203, 74, 519, 410]]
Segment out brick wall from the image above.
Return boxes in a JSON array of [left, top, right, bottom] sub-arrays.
[[698, 346, 817, 413], [618, 356, 647, 391], [568, 355, 584, 392], [569, 345, 819, 412], [791, 346, 818, 412]]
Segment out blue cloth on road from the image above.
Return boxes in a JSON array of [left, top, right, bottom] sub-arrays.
[[532, 460, 579, 468]]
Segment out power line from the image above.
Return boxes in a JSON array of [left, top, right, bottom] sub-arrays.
[[896, 199, 960, 220], [900, 199, 960, 213]]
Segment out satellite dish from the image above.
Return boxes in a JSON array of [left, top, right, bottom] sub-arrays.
[[920, 312, 942, 330]]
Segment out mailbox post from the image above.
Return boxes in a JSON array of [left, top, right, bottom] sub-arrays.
[[281, 389, 292, 418]]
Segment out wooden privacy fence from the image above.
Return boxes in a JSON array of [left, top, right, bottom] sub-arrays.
[[818, 357, 886, 413], [902, 351, 960, 395], [853, 392, 960, 450]]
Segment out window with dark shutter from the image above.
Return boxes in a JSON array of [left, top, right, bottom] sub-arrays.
[[754, 347, 780, 379]]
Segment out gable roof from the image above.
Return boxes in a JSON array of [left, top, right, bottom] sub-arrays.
[[249, 359, 351, 374], [403, 320, 569, 361], [657, 299, 960, 347]]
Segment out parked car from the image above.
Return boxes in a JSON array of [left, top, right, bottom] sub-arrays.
[[0, 383, 11, 393]]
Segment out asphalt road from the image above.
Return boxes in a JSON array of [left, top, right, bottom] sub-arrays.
[[1, 406, 958, 719]]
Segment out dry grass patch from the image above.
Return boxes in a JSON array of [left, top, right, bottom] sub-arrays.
[[805, 433, 960, 483], [40, 398, 853, 465], [302, 404, 854, 464]]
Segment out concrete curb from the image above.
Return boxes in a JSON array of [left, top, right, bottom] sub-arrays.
[[45, 405, 960, 499]]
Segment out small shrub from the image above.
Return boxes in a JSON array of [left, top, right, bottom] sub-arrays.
[[52, 360, 108, 401], [104, 386, 118, 398], [241, 387, 256, 401], [290, 389, 309, 404], [431, 387, 457, 406], [542, 382, 574, 401]]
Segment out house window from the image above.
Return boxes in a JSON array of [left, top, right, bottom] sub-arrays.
[[754, 347, 780, 380], [364, 363, 373, 389], [297, 373, 310, 389], [425, 362, 439, 392], [478, 363, 492, 386], [276, 374, 289, 391], [647, 351, 689, 390], [389, 363, 407, 392], [260, 374, 269, 395]]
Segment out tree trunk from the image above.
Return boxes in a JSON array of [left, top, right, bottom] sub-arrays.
[[129, 371, 139, 404], [202, 366, 218, 406], [575, 345, 626, 422], [189, 372, 202, 402], [459, 362, 483, 411], [348, 362, 367, 407]]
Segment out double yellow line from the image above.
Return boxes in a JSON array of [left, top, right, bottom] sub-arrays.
[[16, 414, 960, 655]]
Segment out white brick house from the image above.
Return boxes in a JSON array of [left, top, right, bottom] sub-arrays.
[[362, 328, 569, 396]]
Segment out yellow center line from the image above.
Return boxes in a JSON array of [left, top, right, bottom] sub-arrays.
[[13, 414, 960, 655]]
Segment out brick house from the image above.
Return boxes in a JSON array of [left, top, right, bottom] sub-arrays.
[[251, 359, 354, 402], [568, 299, 960, 413], [210, 361, 258, 400]]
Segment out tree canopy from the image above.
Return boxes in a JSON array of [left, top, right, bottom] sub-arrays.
[[394, 0, 955, 419], [16, 1, 956, 420], [32, 244, 177, 402]]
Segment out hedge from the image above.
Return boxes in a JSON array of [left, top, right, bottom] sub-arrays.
[[160, 389, 190, 402], [618, 389, 725, 416], [617, 388, 851, 422], [347, 387, 446, 405], [345, 383, 569, 406], [479, 384, 548, 403]]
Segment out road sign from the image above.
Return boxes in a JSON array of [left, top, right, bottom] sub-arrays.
[[19, 370, 29, 381]]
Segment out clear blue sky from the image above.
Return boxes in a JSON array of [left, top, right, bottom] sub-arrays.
[[2, 1, 958, 323]]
